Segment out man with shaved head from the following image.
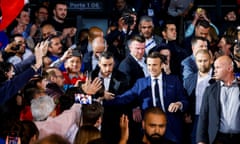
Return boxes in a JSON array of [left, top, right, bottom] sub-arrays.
[[82, 36, 106, 72], [80, 26, 104, 55], [197, 56, 240, 144]]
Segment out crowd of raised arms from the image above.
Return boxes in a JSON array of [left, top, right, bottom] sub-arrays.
[[0, 0, 240, 144]]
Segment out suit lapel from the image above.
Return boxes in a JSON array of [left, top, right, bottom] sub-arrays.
[[162, 74, 167, 99], [109, 72, 115, 92], [214, 82, 221, 116], [149, 77, 154, 106]]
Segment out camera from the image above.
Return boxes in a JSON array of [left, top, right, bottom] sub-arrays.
[[122, 14, 134, 26], [11, 44, 20, 51]]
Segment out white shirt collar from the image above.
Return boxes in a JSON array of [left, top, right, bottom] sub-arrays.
[[98, 72, 112, 79], [151, 73, 162, 82]]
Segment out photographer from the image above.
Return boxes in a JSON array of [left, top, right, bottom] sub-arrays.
[[4, 34, 33, 65], [106, 9, 137, 64]]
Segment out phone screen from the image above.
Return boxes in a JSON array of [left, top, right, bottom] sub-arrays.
[[7, 132, 18, 144], [75, 93, 92, 104]]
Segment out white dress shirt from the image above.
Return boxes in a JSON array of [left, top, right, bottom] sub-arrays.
[[151, 74, 165, 112]]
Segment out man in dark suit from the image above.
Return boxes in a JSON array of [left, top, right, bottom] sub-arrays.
[[197, 56, 240, 144], [117, 34, 148, 143], [91, 51, 129, 144], [105, 52, 188, 143], [118, 34, 148, 89]]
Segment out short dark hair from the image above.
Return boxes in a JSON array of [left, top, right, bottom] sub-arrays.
[[0, 62, 13, 83], [36, 5, 48, 13], [191, 36, 208, 47], [36, 134, 70, 144], [54, 1, 68, 9], [10, 34, 23, 43], [48, 35, 60, 47], [161, 20, 176, 32], [82, 101, 104, 125], [99, 51, 114, 60], [147, 51, 166, 64], [196, 20, 210, 29], [143, 107, 166, 121], [128, 34, 145, 46], [8, 120, 39, 144]]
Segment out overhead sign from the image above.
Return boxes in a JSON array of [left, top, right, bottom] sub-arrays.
[[68, 1, 104, 12]]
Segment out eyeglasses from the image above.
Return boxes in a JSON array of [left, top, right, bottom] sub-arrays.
[[56, 75, 64, 79], [39, 12, 48, 15]]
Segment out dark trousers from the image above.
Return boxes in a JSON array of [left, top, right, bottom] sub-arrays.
[[213, 132, 240, 144], [191, 115, 199, 144]]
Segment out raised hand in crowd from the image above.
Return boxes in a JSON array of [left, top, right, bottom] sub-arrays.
[[119, 114, 129, 144], [33, 40, 49, 69]]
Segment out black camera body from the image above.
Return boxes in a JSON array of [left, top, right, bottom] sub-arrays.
[[122, 14, 134, 26], [11, 44, 20, 51]]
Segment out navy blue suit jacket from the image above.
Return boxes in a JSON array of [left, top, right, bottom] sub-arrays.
[[105, 73, 188, 143], [181, 55, 198, 80], [82, 51, 93, 73]]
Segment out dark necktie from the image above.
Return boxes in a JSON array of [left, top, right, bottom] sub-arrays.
[[154, 79, 161, 108], [100, 77, 105, 89]]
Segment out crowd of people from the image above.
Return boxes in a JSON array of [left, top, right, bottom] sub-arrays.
[[0, 0, 240, 144]]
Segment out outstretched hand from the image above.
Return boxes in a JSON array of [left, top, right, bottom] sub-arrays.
[[82, 77, 102, 95]]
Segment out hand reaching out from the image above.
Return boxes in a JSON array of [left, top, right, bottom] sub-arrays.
[[82, 77, 102, 95]]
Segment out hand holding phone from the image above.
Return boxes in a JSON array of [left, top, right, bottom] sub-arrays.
[[6, 132, 20, 144], [75, 93, 92, 104]]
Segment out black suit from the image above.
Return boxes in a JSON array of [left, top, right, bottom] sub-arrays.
[[118, 54, 145, 89], [117, 54, 146, 144], [91, 68, 129, 144]]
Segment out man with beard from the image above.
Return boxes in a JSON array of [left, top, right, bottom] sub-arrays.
[[30, 5, 49, 43], [181, 36, 208, 80], [119, 107, 174, 144], [142, 107, 174, 144], [91, 51, 129, 144], [183, 49, 213, 144], [46, 2, 76, 48]]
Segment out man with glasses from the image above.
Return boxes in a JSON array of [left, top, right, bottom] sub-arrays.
[[45, 67, 65, 104]]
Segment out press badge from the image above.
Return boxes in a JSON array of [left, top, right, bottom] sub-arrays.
[[148, 9, 154, 16]]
